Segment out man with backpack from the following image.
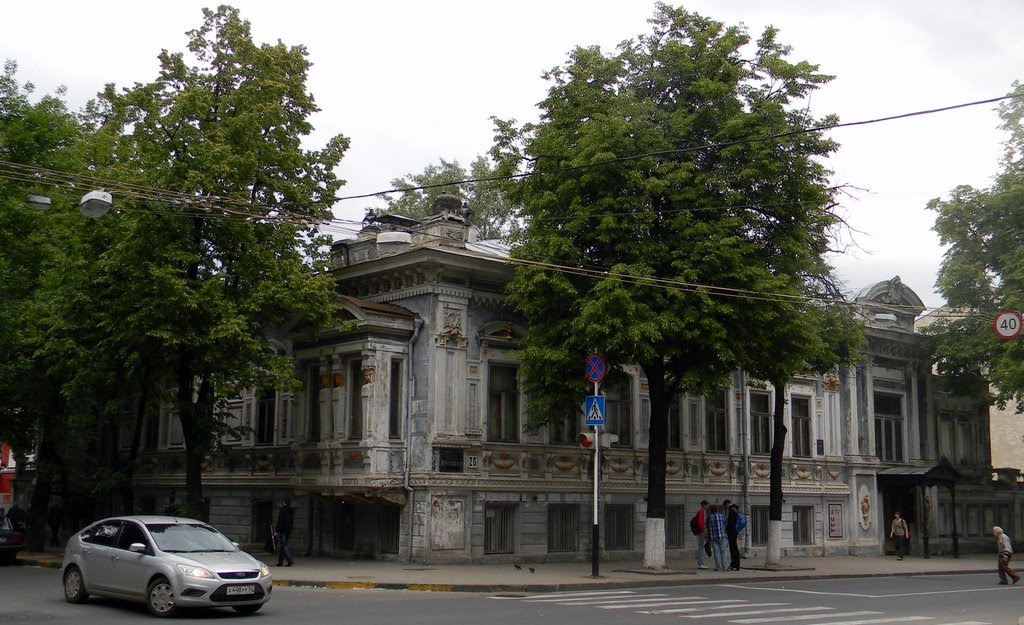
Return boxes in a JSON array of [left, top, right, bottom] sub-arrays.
[[724, 499, 744, 571], [690, 500, 710, 569]]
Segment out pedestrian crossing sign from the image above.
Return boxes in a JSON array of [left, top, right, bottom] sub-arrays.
[[584, 395, 605, 426]]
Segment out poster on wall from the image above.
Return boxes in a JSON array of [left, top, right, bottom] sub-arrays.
[[829, 503, 844, 538]]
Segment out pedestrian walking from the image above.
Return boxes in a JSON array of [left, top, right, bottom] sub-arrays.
[[275, 498, 295, 567], [724, 498, 741, 570], [706, 505, 728, 571], [890, 511, 909, 560], [691, 500, 710, 570], [993, 526, 1021, 585], [48, 500, 64, 547]]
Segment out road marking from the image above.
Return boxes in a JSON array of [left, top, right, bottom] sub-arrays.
[[803, 617, 933, 625], [679, 606, 835, 618], [726, 584, 1007, 599], [642, 602, 790, 615], [529, 593, 669, 604], [595, 599, 732, 609], [519, 592, 648, 602], [730, 611, 884, 623]]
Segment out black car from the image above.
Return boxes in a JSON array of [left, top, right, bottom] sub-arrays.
[[0, 516, 25, 564]]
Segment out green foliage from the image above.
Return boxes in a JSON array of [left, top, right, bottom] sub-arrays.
[[928, 83, 1024, 408], [379, 155, 520, 239], [495, 4, 861, 547], [72, 5, 350, 512], [497, 3, 853, 424]]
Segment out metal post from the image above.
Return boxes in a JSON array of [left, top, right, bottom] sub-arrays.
[[592, 424, 600, 577], [591, 375, 601, 578]]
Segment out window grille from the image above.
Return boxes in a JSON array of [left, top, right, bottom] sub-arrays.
[[665, 505, 683, 549], [485, 504, 517, 554], [751, 505, 769, 546], [547, 504, 580, 553], [604, 504, 634, 551]]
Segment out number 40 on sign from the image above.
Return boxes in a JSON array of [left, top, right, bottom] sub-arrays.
[[994, 309, 1022, 341]]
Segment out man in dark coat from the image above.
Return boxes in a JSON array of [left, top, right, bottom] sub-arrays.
[[724, 498, 741, 571], [275, 499, 295, 567]]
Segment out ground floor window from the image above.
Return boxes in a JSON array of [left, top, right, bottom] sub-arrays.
[[604, 504, 634, 551], [666, 505, 684, 549], [751, 505, 769, 546], [547, 504, 579, 553], [793, 506, 814, 545], [485, 504, 517, 554], [252, 500, 273, 545]]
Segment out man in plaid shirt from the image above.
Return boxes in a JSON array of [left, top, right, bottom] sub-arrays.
[[706, 505, 729, 571]]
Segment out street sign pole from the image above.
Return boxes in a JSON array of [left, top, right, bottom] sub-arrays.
[[584, 352, 606, 579], [591, 379, 600, 578]]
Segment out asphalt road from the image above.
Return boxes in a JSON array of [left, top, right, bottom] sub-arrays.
[[2, 564, 1021, 624]]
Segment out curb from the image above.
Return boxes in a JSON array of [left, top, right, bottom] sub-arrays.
[[16, 554, 994, 593]]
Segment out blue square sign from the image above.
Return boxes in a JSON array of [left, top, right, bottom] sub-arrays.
[[584, 395, 605, 426]]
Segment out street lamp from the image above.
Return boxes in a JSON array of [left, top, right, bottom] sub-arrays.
[[25, 190, 112, 218], [78, 190, 112, 218]]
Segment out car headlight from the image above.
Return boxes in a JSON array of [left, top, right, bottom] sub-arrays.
[[176, 563, 215, 579], [258, 562, 271, 577]]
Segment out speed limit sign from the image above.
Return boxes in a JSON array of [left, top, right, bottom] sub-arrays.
[[994, 309, 1022, 340]]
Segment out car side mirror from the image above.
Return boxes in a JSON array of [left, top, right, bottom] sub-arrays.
[[129, 542, 149, 554]]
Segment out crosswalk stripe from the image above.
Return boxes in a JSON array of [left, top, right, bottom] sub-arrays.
[[521, 590, 637, 599], [801, 617, 933, 625], [521, 593, 657, 603], [731, 611, 883, 624], [597, 600, 734, 609], [646, 602, 789, 615], [929, 622, 990, 625], [637, 599, 749, 614], [680, 606, 833, 618]]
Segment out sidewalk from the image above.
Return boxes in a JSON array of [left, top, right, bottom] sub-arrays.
[[18, 550, 996, 593]]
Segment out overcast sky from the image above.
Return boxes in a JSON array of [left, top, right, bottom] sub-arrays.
[[6, 1, 1024, 310]]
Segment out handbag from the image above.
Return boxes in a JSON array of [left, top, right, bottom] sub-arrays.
[[704, 540, 712, 557]]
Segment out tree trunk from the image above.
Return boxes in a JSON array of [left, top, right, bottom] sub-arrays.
[[766, 380, 788, 567], [643, 362, 670, 569]]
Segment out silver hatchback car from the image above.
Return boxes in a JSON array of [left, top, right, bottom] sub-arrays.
[[62, 515, 272, 617]]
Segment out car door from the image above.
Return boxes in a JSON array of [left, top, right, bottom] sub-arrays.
[[107, 520, 153, 598], [77, 520, 124, 593]]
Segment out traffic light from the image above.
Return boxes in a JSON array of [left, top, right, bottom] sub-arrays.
[[579, 432, 619, 448]]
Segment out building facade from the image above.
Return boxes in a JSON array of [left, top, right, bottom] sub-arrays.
[[125, 202, 1018, 562]]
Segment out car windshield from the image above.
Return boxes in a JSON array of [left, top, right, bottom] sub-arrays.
[[145, 522, 237, 553]]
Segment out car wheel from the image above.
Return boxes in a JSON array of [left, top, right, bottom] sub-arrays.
[[233, 604, 263, 615], [63, 566, 89, 603], [146, 577, 177, 617]]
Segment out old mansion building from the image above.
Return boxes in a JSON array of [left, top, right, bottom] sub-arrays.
[[125, 200, 1016, 563]]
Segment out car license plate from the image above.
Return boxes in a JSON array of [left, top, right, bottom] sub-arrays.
[[226, 585, 255, 596]]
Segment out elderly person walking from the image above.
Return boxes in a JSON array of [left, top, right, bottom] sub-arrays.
[[993, 526, 1021, 585]]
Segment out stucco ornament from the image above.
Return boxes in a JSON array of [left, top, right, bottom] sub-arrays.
[[858, 484, 872, 530]]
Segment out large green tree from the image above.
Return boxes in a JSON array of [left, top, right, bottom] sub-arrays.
[[0, 60, 94, 548], [494, 4, 851, 568], [379, 155, 520, 239], [81, 6, 349, 518], [928, 85, 1024, 409]]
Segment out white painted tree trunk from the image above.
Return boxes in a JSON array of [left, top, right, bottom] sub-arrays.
[[644, 517, 666, 569], [766, 519, 783, 566]]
